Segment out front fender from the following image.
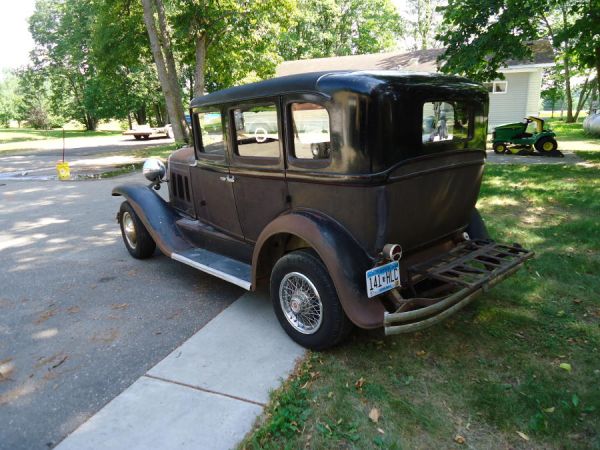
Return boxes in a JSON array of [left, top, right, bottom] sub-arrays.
[[112, 183, 188, 256], [253, 210, 385, 329]]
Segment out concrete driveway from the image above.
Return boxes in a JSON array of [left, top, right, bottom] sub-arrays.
[[0, 135, 173, 180], [0, 174, 244, 449]]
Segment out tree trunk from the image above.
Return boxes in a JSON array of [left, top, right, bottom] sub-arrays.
[[563, 53, 574, 123], [84, 113, 97, 131], [595, 46, 600, 97], [194, 33, 207, 98], [154, 102, 164, 126], [127, 113, 132, 130], [141, 0, 189, 143], [154, 0, 189, 139], [574, 75, 591, 121]]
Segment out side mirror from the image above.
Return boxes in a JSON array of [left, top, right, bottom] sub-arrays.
[[142, 158, 166, 183]]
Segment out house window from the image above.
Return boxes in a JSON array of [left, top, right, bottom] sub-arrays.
[[290, 103, 331, 160], [484, 81, 508, 94], [233, 104, 279, 158]]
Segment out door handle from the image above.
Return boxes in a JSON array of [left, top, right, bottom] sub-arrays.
[[219, 175, 235, 183]]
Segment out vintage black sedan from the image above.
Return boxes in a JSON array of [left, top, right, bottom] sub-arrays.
[[113, 71, 533, 350]]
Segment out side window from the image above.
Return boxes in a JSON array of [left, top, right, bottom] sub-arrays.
[[197, 111, 226, 155], [233, 104, 279, 158], [422, 101, 471, 144], [290, 103, 331, 159]]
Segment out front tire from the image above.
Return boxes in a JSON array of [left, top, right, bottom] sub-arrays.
[[119, 201, 156, 259], [270, 249, 353, 350], [493, 142, 507, 154]]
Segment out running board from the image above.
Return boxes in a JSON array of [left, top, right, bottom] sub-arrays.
[[171, 248, 252, 290]]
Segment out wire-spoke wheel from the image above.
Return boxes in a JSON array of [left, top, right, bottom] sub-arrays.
[[119, 201, 156, 259], [271, 249, 353, 350], [279, 272, 323, 334]]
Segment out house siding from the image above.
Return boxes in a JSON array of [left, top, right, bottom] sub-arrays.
[[488, 72, 532, 128], [525, 69, 543, 117]]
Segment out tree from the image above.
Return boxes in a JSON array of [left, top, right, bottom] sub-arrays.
[[141, 0, 189, 142], [170, 0, 294, 98], [436, 0, 593, 122], [407, 0, 443, 50], [541, 68, 565, 118], [565, 0, 600, 87], [278, 0, 404, 61], [29, 0, 101, 130], [0, 73, 20, 127], [93, 0, 166, 127]]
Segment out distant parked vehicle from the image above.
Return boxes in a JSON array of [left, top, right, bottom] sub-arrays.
[[492, 116, 563, 157], [123, 124, 174, 140]]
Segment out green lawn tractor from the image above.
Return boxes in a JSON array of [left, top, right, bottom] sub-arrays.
[[492, 116, 563, 157]]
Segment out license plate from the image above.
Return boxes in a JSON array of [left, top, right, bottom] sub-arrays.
[[366, 261, 400, 298]]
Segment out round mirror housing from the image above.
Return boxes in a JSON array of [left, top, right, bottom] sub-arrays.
[[142, 158, 166, 182]]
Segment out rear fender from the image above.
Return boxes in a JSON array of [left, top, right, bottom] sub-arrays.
[[112, 183, 188, 256], [253, 210, 385, 329]]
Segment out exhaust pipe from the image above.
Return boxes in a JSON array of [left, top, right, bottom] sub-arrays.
[[382, 243, 402, 262]]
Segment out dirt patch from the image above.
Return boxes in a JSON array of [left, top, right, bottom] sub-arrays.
[[34, 308, 57, 325], [91, 328, 119, 344]]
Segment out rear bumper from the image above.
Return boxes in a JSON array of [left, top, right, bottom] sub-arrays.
[[384, 240, 533, 335]]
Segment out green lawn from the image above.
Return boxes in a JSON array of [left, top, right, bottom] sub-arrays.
[[242, 154, 600, 450], [545, 118, 591, 142], [135, 142, 178, 160], [0, 128, 121, 144]]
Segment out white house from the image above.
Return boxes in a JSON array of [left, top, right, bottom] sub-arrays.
[[276, 40, 554, 129]]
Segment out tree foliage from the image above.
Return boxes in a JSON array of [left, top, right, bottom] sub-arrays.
[[436, 0, 599, 122], [14, 0, 405, 130], [406, 0, 444, 50], [278, 0, 403, 61]]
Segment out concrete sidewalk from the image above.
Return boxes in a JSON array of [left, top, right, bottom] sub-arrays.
[[56, 291, 305, 450]]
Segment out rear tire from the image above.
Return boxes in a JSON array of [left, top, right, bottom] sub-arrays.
[[270, 249, 353, 350], [119, 201, 156, 259], [535, 136, 558, 153], [465, 208, 490, 240]]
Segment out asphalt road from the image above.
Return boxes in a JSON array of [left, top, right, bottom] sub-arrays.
[[0, 135, 173, 180], [0, 174, 244, 449]]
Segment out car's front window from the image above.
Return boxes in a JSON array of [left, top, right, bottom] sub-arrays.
[[197, 111, 226, 155], [422, 101, 471, 144]]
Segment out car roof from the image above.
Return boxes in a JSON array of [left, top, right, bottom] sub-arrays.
[[190, 71, 483, 109]]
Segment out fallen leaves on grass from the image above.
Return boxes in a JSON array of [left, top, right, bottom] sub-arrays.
[[416, 350, 427, 357], [559, 362, 572, 372], [355, 377, 365, 390], [454, 435, 465, 444], [516, 431, 530, 441], [368, 408, 381, 423]]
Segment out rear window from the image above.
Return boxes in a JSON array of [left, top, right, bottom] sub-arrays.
[[422, 101, 471, 144], [290, 103, 331, 160]]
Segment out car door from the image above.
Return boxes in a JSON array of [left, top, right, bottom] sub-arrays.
[[189, 108, 244, 238], [227, 98, 289, 242]]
